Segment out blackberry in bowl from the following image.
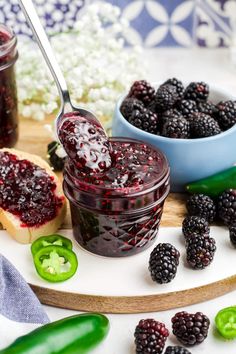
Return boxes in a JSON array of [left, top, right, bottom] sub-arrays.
[[162, 117, 190, 139], [113, 79, 236, 191], [189, 113, 221, 138], [184, 82, 209, 102]]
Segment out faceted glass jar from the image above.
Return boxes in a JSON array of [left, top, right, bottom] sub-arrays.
[[0, 24, 18, 148], [63, 138, 170, 257]]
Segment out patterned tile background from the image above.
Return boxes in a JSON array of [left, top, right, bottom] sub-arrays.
[[0, 0, 236, 47]]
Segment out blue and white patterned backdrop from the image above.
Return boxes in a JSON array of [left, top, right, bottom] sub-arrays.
[[0, 0, 235, 47]]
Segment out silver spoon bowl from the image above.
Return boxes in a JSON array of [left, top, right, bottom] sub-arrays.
[[19, 0, 104, 141]]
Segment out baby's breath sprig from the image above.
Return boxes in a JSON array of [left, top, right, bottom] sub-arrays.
[[16, 2, 146, 129]]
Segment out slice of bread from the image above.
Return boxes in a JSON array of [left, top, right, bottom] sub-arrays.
[[0, 148, 66, 244]]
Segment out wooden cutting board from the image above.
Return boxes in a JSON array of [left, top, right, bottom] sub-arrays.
[[1, 226, 235, 314]]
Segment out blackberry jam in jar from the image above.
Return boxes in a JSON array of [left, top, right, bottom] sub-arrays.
[[0, 25, 18, 148], [63, 137, 170, 257]]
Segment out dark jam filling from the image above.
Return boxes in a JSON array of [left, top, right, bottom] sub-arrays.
[[0, 29, 13, 65], [59, 113, 112, 173], [70, 200, 165, 257], [67, 141, 166, 194], [0, 29, 18, 148], [0, 151, 64, 227]]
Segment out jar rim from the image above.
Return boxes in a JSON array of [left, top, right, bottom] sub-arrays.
[[64, 137, 170, 196], [64, 179, 170, 215], [64, 166, 169, 199], [0, 24, 17, 59]]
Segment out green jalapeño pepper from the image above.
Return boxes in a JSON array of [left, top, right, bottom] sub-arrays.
[[33, 245, 78, 282], [31, 234, 72, 256], [186, 166, 236, 197], [0, 313, 110, 354], [215, 306, 236, 339]]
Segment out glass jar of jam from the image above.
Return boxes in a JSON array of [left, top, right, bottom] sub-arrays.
[[63, 137, 170, 257], [0, 24, 18, 148]]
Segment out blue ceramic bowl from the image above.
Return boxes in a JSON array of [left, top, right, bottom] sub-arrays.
[[112, 85, 236, 192]]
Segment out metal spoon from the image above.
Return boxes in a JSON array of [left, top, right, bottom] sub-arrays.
[[19, 0, 103, 140]]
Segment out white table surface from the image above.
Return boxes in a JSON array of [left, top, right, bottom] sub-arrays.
[[32, 48, 236, 353], [44, 291, 236, 354]]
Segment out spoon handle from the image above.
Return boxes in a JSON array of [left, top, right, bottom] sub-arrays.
[[19, 0, 72, 111]]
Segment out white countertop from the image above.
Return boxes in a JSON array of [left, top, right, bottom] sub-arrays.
[[144, 48, 236, 92], [45, 290, 236, 354], [44, 49, 236, 353]]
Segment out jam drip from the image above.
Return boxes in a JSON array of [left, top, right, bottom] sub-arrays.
[[59, 113, 112, 173], [0, 151, 63, 227]]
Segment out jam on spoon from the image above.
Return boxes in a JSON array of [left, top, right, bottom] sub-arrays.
[[59, 112, 112, 174]]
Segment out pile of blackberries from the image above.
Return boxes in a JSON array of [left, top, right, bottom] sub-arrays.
[[185, 190, 236, 250], [121, 79, 236, 139], [183, 194, 217, 269]]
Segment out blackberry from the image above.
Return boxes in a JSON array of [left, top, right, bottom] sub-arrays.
[[134, 318, 169, 354], [218, 189, 236, 225], [172, 311, 210, 346], [186, 194, 216, 223], [148, 100, 158, 114], [177, 100, 198, 117], [162, 117, 190, 139], [128, 80, 155, 106], [129, 108, 159, 134], [184, 112, 198, 129], [190, 113, 221, 138], [182, 216, 210, 240], [229, 224, 236, 247], [164, 346, 191, 354], [162, 78, 184, 100], [160, 109, 181, 126], [186, 235, 216, 269], [47, 141, 65, 171], [184, 82, 209, 102], [155, 84, 178, 111], [149, 243, 180, 284], [120, 97, 144, 119], [198, 101, 217, 116], [215, 100, 236, 130]]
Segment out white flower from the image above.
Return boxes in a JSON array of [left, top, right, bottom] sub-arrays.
[[56, 145, 67, 158], [16, 2, 146, 128], [22, 105, 32, 118]]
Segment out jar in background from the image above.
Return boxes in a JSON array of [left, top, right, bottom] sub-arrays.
[[0, 24, 18, 148], [63, 138, 170, 257]]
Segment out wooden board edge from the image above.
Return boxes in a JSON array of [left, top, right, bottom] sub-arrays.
[[29, 274, 236, 314]]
